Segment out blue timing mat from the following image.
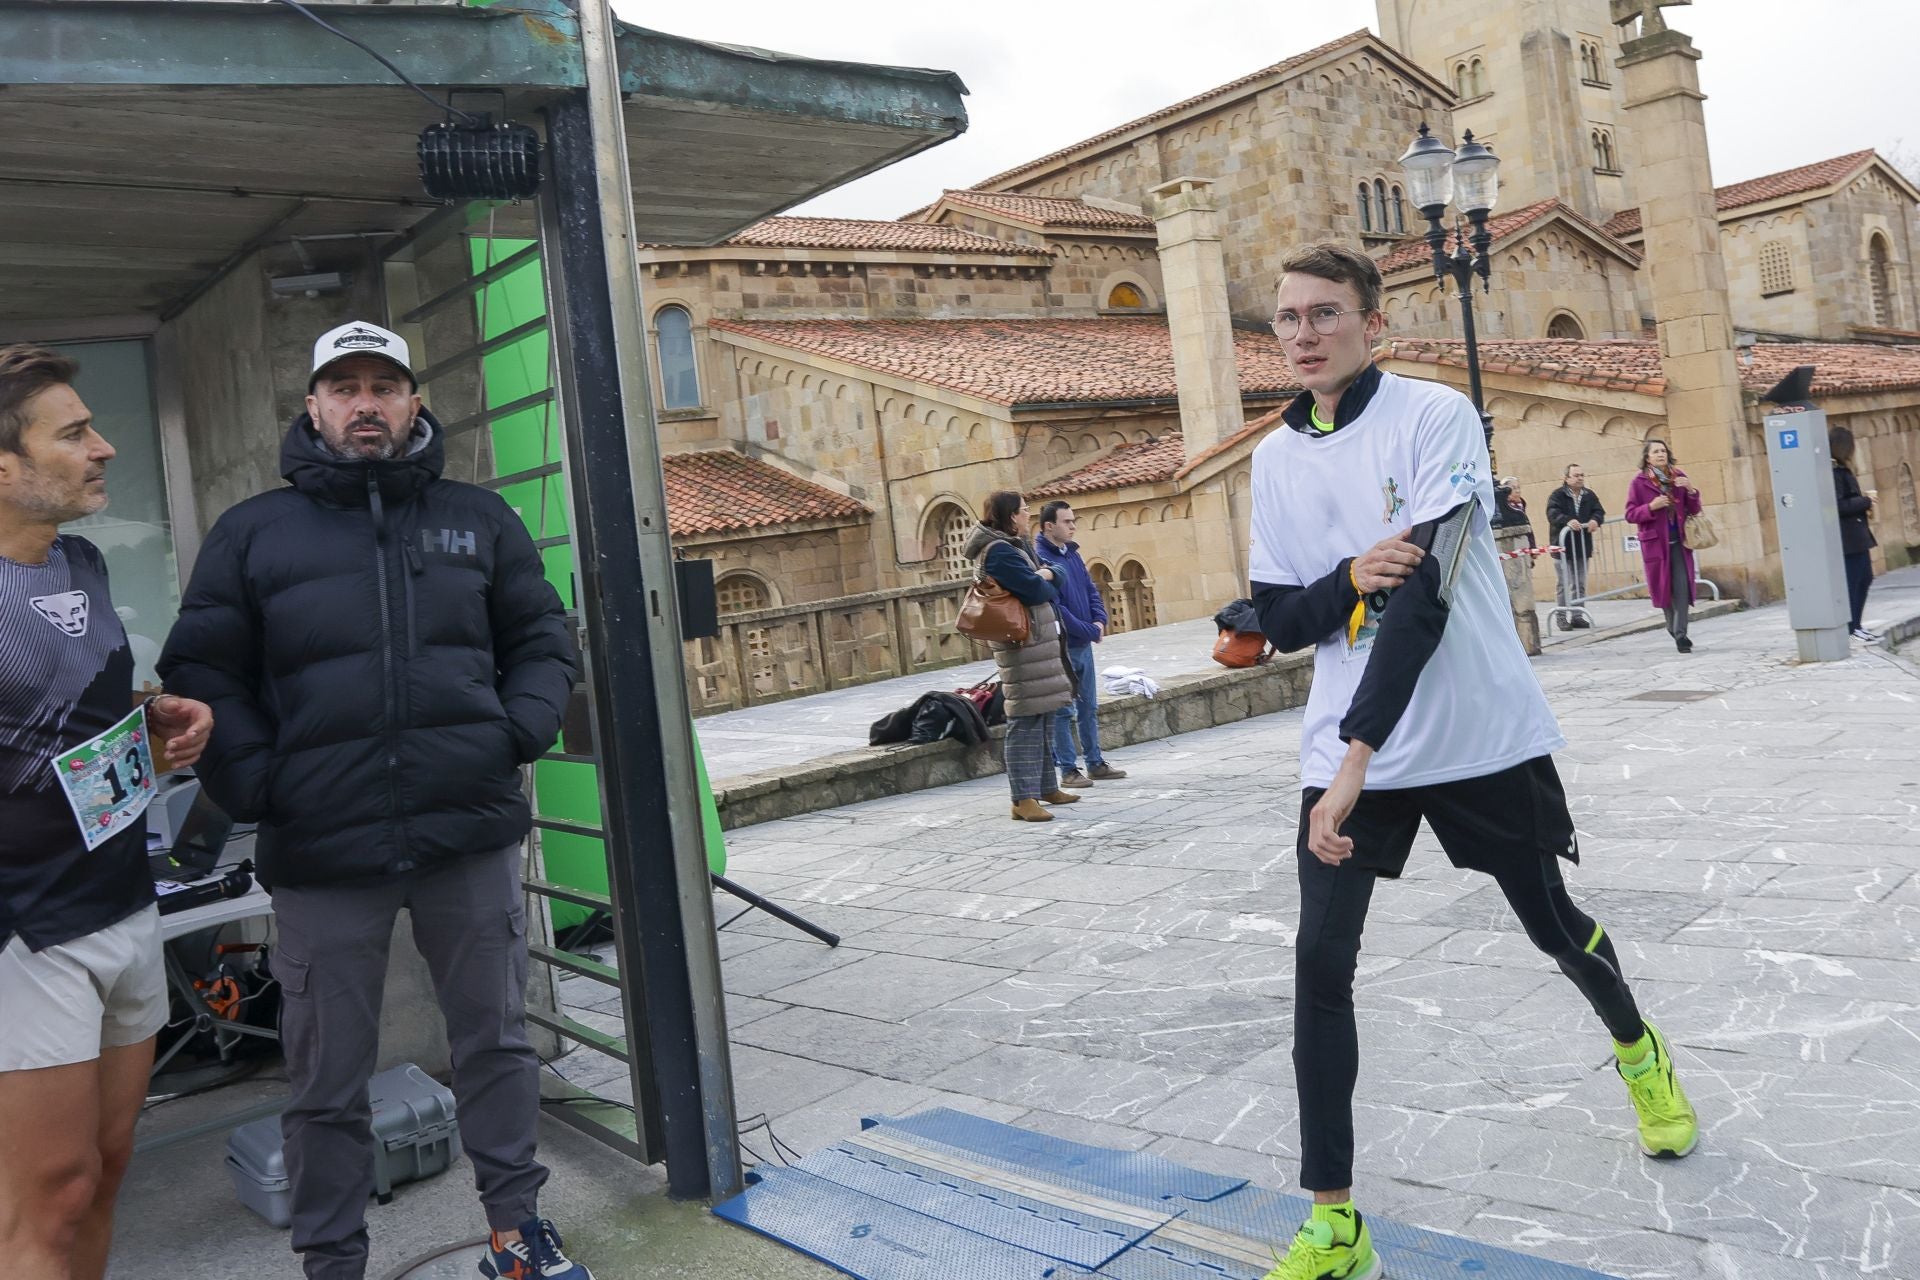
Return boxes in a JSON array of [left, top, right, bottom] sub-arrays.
[[713, 1107, 1622, 1280]]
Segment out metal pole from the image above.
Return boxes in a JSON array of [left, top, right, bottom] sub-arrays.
[[539, 0, 741, 1200]]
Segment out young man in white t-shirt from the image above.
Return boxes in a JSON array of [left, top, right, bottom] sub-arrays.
[[1245, 245, 1696, 1280]]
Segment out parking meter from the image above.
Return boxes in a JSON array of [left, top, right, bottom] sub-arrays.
[[1761, 406, 1849, 661]]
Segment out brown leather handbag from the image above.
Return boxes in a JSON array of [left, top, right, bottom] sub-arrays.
[[955, 575, 1030, 644]]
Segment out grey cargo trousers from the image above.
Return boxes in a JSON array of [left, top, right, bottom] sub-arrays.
[[272, 844, 547, 1279]]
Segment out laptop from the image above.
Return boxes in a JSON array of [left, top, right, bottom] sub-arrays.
[[149, 784, 235, 882]]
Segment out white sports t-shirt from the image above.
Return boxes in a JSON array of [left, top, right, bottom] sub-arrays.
[[1247, 371, 1564, 790]]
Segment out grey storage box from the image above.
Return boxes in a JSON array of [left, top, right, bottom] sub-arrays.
[[226, 1063, 461, 1228]]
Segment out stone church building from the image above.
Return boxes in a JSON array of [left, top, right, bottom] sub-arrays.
[[640, 0, 1920, 707]]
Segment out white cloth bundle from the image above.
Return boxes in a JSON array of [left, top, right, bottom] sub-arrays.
[[1101, 665, 1160, 699]]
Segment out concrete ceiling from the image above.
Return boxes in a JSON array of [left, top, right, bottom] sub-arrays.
[[0, 2, 968, 332]]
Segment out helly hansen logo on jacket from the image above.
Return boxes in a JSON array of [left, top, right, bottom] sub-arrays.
[[420, 528, 478, 556]]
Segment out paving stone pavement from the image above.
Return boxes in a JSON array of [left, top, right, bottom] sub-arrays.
[[558, 566, 1920, 1280]]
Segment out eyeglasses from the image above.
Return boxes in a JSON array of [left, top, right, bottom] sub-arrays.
[[1271, 307, 1367, 340]]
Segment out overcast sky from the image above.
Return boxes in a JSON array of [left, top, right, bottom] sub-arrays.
[[613, 0, 1920, 221]]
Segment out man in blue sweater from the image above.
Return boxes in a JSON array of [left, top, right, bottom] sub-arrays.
[[1035, 502, 1126, 787]]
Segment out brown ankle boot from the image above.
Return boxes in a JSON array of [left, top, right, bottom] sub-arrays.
[[1041, 789, 1080, 804], [1010, 799, 1053, 822]]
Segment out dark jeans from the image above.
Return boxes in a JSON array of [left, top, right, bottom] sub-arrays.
[[273, 845, 546, 1278], [1051, 643, 1105, 771], [1844, 550, 1874, 630]]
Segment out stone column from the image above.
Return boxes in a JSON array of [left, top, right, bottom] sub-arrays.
[[1150, 176, 1244, 462], [1615, 20, 1768, 600]]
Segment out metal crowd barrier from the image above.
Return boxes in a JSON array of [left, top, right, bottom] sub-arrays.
[[1549, 521, 1719, 632]]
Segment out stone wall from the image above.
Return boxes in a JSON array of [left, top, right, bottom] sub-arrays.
[[1815, 170, 1919, 334], [1007, 58, 1440, 321], [1721, 207, 1823, 337], [1385, 224, 1642, 341]]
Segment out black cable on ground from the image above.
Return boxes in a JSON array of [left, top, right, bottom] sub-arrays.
[[375, 1235, 490, 1280]]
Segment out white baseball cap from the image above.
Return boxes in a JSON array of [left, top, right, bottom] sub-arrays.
[[310, 321, 416, 389]]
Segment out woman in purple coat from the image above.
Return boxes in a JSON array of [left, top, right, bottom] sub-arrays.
[[1624, 438, 1704, 653]]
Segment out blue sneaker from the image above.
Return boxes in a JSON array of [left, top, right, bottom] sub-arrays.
[[479, 1217, 595, 1280]]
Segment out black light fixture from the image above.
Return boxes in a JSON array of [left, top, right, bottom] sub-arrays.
[[272, 0, 544, 203], [1399, 123, 1503, 456], [418, 116, 544, 203]]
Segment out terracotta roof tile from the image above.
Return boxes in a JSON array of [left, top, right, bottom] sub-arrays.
[[1028, 406, 1290, 498], [695, 216, 1048, 256], [1375, 198, 1640, 275], [969, 30, 1390, 191], [934, 190, 1155, 231], [1380, 336, 1920, 399], [1176, 407, 1287, 479], [1031, 435, 1187, 498], [662, 450, 870, 538], [709, 317, 1302, 407], [1604, 149, 1878, 238]]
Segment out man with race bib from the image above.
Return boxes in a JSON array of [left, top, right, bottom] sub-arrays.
[[0, 344, 213, 1280]]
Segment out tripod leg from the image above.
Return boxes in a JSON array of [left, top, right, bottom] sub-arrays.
[[710, 874, 841, 947]]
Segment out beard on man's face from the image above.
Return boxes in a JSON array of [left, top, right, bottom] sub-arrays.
[[9, 453, 108, 524], [320, 409, 411, 461]]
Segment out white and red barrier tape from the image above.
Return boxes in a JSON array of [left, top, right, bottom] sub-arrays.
[[1497, 546, 1561, 560]]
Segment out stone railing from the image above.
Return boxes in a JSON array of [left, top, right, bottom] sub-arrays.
[[684, 580, 978, 714]]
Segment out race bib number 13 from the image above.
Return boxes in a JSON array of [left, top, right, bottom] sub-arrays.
[[52, 705, 158, 851]]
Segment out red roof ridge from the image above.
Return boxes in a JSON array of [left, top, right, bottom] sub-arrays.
[[648, 215, 1050, 257], [1381, 334, 1920, 399], [1376, 198, 1638, 275], [661, 448, 871, 538], [932, 190, 1155, 231], [1604, 148, 1885, 238], [707, 316, 1301, 408]]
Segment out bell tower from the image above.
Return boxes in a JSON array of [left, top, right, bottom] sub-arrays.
[[1374, 0, 1636, 223]]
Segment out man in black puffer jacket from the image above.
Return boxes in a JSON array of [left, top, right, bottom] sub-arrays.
[[159, 322, 590, 1280]]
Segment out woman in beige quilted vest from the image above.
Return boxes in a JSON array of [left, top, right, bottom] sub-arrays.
[[963, 492, 1079, 822]]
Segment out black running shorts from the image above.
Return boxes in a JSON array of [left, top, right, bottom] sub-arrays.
[[1296, 754, 1579, 879]]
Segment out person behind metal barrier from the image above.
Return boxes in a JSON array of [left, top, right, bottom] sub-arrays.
[[1829, 426, 1880, 644], [962, 491, 1078, 823], [1246, 244, 1696, 1280], [1034, 500, 1127, 789], [1623, 438, 1703, 654], [157, 322, 588, 1280], [0, 345, 211, 1280], [1546, 462, 1605, 629]]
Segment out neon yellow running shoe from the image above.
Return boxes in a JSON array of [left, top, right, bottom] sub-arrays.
[[1616, 1021, 1698, 1158], [1261, 1204, 1381, 1280]]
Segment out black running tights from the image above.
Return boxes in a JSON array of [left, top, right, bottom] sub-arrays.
[[1293, 850, 1645, 1191]]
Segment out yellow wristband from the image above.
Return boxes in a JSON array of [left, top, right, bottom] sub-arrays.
[[1348, 560, 1361, 594]]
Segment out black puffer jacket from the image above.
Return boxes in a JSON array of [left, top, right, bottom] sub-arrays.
[[159, 411, 574, 888]]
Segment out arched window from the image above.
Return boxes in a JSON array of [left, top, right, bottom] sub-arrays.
[[1546, 312, 1586, 339], [1120, 560, 1156, 630], [715, 572, 771, 615], [1090, 562, 1124, 633], [1592, 130, 1616, 172], [1374, 179, 1390, 232], [1470, 59, 1487, 96], [1870, 234, 1895, 328], [1453, 63, 1469, 97], [1390, 185, 1406, 234], [928, 502, 975, 580], [1758, 240, 1795, 296], [1357, 183, 1374, 233], [654, 305, 700, 409], [1106, 282, 1146, 308]]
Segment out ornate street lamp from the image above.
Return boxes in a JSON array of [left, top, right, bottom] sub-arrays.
[[1399, 123, 1501, 457]]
